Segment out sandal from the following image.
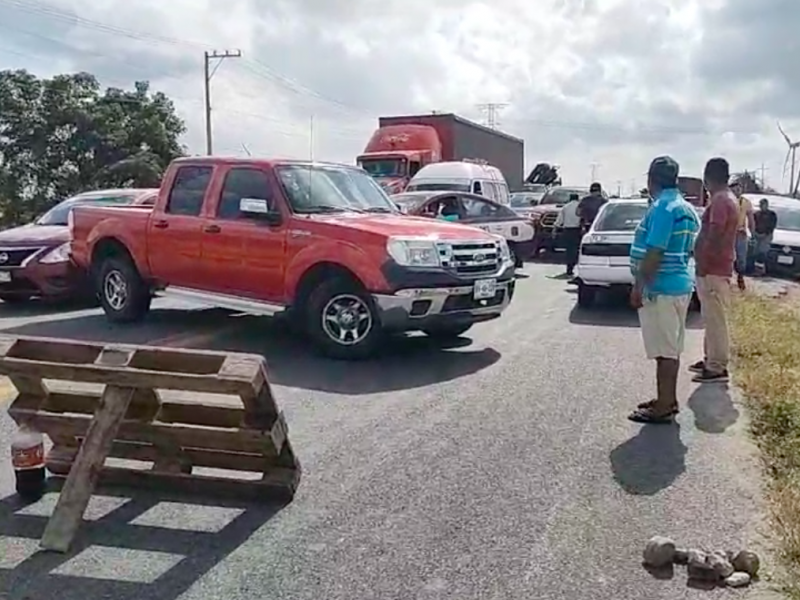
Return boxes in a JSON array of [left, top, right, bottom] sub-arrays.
[[637, 399, 679, 414], [628, 407, 676, 424]]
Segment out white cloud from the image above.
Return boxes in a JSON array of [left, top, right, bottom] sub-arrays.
[[0, 0, 797, 192]]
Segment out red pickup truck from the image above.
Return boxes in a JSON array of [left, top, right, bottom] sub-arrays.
[[70, 157, 516, 359]]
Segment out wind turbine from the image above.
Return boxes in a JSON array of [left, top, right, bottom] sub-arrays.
[[778, 122, 800, 196]]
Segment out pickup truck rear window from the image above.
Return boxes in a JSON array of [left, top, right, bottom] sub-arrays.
[[167, 166, 213, 216]]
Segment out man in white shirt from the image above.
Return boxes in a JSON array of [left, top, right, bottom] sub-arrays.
[[554, 193, 582, 276]]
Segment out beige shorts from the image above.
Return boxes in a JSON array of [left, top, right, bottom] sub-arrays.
[[638, 293, 691, 360]]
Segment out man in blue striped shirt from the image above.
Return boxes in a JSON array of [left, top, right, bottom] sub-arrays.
[[628, 156, 700, 424]]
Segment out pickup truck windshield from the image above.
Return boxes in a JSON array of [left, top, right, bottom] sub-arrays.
[[37, 194, 141, 225], [276, 165, 399, 214]]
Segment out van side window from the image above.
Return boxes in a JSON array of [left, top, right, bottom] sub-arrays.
[[218, 168, 273, 220], [166, 166, 213, 216], [473, 181, 483, 195]]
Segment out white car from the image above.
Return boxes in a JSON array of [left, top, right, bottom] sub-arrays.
[[575, 198, 701, 308]]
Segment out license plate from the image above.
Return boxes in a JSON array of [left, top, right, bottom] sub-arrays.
[[778, 255, 794, 265], [0, 271, 11, 282], [474, 278, 496, 299]]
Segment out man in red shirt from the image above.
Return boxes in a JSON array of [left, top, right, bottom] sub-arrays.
[[690, 158, 739, 383]]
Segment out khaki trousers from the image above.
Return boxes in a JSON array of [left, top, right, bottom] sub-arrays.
[[695, 275, 731, 373]]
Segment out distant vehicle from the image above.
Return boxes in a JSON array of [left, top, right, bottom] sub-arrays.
[[574, 198, 700, 309], [529, 186, 604, 255], [70, 158, 516, 360], [357, 113, 524, 194], [391, 190, 535, 266], [742, 193, 800, 276], [405, 161, 511, 205], [0, 188, 157, 303]]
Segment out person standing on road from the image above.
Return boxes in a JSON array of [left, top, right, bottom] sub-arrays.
[[752, 198, 778, 276], [577, 182, 606, 232], [554, 192, 582, 277], [628, 156, 700, 424], [731, 182, 754, 289], [690, 157, 739, 383]]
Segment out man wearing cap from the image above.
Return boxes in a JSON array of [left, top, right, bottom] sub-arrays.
[[628, 156, 700, 423], [576, 182, 607, 232]]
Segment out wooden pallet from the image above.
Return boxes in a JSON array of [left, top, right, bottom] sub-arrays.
[[0, 335, 300, 553]]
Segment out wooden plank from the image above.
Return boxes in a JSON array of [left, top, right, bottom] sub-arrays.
[[238, 363, 279, 428], [11, 408, 284, 456], [0, 357, 256, 395], [40, 385, 134, 553]]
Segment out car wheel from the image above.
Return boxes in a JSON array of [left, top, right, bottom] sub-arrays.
[[508, 242, 523, 268], [422, 322, 473, 340], [305, 277, 383, 360], [97, 255, 151, 323], [577, 283, 596, 308]]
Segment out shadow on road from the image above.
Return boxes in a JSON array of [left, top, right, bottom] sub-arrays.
[[0, 480, 284, 600], [569, 301, 703, 330], [0, 297, 96, 319], [2, 309, 502, 394], [686, 384, 739, 434], [609, 423, 687, 495]]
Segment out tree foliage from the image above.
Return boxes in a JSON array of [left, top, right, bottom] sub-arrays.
[[0, 70, 186, 225]]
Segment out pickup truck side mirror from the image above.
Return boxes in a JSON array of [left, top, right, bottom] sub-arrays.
[[239, 197, 282, 225]]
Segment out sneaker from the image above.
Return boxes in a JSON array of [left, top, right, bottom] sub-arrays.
[[692, 368, 729, 383], [688, 360, 705, 373]]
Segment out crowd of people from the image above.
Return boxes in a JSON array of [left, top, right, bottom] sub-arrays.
[[627, 156, 753, 424]]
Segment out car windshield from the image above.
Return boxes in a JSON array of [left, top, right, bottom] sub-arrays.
[[407, 182, 471, 193], [541, 188, 586, 205], [594, 203, 647, 231], [276, 165, 399, 214], [773, 205, 800, 231], [359, 159, 406, 178], [510, 194, 536, 207], [36, 193, 141, 225]]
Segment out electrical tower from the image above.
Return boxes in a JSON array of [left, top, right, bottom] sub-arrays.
[[204, 49, 242, 155], [476, 103, 508, 129]]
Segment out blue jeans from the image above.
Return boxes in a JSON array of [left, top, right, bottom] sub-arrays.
[[735, 232, 748, 275]]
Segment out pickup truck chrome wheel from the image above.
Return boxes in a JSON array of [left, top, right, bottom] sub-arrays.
[[103, 270, 128, 311], [321, 294, 373, 345]]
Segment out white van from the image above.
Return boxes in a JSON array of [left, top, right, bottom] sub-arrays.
[[405, 161, 511, 206]]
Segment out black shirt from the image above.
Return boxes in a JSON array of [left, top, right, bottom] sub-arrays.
[[577, 194, 606, 225], [754, 209, 777, 235]]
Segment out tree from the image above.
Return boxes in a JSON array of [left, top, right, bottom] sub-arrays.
[[0, 70, 186, 225], [731, 171, 769, 194]]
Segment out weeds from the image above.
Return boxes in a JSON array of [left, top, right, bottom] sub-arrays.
[[731, 293, 800, 596]]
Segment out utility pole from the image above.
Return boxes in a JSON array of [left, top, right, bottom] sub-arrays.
[[476, 103, 508, 129], [204, 49, 242, 155], [590, 162, 600, 183], [760, 162, 769, 188]]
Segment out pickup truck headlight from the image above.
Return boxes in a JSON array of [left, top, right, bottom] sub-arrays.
[[39, 242, 70, 264], [386, 238, 441, 267], [496, 237, 511, 260]]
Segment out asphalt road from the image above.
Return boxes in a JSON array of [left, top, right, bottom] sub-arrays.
[[0, 262, 765, 599]]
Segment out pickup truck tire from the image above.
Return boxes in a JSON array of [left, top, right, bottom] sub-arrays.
[[305, 278, 383, 360], [422, 323, 473, 340], [97, 256, 151, 323]]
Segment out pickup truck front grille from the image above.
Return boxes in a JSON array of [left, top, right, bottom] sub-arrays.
[[442, 240, 501, 277], [540, 212, 558, 228], [0, 247, 43, 267]]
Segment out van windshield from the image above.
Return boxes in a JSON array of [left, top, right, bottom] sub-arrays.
[[407, 182, 471, 192], [276, 165, 400, 214]]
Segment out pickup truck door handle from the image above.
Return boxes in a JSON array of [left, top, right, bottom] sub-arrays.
[[153, 219, 169, 229], [203, 224, 221, 233]]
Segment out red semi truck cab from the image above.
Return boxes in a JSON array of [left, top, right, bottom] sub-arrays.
[[70, 157, 516, 360]]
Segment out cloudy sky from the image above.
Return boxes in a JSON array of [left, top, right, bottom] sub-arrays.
[[0, 0, 796, 193]]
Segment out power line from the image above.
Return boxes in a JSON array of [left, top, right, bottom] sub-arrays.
[[204, 49, 241, 155]]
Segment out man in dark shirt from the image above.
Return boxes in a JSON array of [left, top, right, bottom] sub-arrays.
[[690, 157, 739, 383], [753, 198, 778, 275], [576, 182, 606, 231]]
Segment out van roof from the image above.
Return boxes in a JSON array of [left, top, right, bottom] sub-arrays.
[[411, 161, 506, 181]]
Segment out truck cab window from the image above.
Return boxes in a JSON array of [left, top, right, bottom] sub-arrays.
[[409, 161, 421, 177], [218, 168, 273, 220], [166, 166, 213, 216]]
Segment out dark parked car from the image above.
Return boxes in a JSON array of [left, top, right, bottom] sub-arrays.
[[0, 188, 157, 303]]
